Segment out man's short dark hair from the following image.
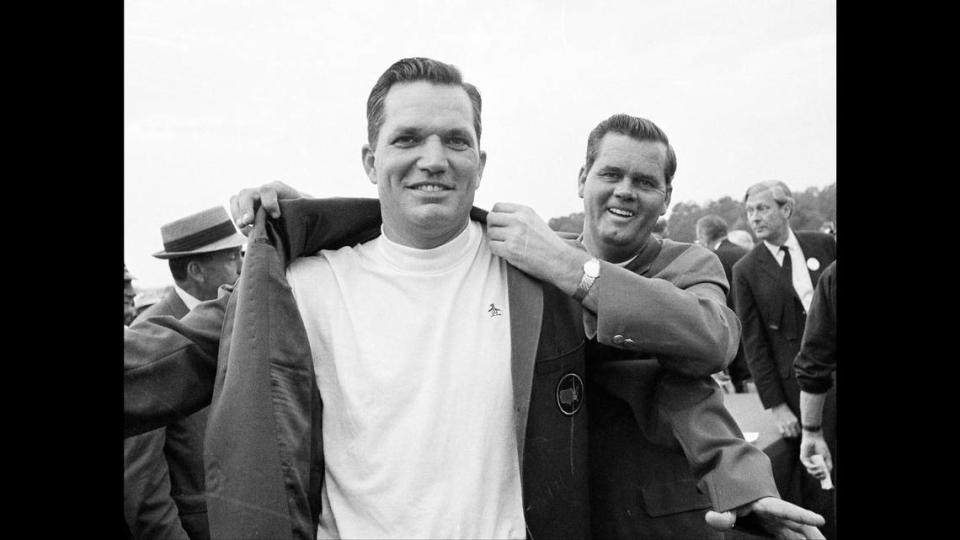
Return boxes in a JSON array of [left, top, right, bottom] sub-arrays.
[[584, 114, 678, 186], [696, 214, 729, 245], [366, 57, 482, 149]]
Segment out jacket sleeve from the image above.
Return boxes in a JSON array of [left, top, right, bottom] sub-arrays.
[[593, 247, 740, 377], [123, 429, 191, 539], [732, 265, 786, 409], [656, 373, 780, 511], [794, 262, 837, 394], [125, 292, 230, 437]]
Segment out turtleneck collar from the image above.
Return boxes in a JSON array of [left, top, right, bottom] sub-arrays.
[[374, 218, 479, 274]]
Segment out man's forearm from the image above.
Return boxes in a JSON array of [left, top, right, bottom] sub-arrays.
[[540, 242, 595, 303], [799, 390, 827, 428]]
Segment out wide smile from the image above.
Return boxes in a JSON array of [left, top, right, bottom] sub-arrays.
[[407, 182, 455, 193], [606, 207, 636, 219]]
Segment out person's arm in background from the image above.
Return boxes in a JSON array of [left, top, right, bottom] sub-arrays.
[[733, 264, 800, 438], [795, 261, 837, 479], [125, 293, 229, 437]]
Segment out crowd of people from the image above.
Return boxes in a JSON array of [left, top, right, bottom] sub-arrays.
[[124, 57, 838, 540]]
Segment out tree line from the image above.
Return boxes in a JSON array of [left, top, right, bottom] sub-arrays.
[[548, 182, 836, 243]]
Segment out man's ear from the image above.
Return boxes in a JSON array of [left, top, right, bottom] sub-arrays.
[[660, 186, 673, 215], [782, 202, 794, 220], [187, 259, 206, 284], [577, 165, 588, 199], [361, 144, 376, 184], [471, 149, 487, 190]]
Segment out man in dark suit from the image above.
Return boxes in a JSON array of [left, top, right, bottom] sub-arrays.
[[124, 206, 244, 540], [696, 214, 752, 392], [732, 180, 837, 538]]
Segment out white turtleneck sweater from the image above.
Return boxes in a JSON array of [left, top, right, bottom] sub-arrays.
[[286, 220, 524, 540]]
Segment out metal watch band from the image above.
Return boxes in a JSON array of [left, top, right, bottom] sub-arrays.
[[573, 258, 600, 302]]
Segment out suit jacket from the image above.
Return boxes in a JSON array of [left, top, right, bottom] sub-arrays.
[[731, 231, 836, 413], [125, 198, 599, 539], [714, 238, 752, 390], [124, 290, 210, 540], [585, 236, 777, 539]]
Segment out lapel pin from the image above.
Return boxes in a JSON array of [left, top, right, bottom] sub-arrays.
[[806, 257, 820, 271]]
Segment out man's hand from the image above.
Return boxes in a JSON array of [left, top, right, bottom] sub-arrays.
[[228, 181, 308, 235], [485, 202, 590, 295], [705, 496, 826, 539], [800, 431, 833, 480], [771, 403, 800, 438]]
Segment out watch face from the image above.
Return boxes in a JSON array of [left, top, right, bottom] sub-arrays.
[[585, 259, 600, 277]]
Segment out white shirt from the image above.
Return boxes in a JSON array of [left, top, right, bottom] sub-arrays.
[[172, 284, 202, 311], [763, 229, 815, 312], [286, 220, 525, 540]]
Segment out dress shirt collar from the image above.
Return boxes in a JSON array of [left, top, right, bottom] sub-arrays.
[[763, 228, 801, 264], [173, 283, 202, 311]]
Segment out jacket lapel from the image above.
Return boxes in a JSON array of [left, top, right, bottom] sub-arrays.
[[507, 263, 542, 470], [756, 244, 782, 284]]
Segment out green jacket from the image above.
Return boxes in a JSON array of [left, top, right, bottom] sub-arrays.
[[125, 197, 590, 539]]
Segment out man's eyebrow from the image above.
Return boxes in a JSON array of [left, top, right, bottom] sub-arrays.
[[388, 126, 422, 137], [445, 127, 476, 141]]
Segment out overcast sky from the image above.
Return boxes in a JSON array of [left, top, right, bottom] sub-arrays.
[[125, 0, 836, 288]]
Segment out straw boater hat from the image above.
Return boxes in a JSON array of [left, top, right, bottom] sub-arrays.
[[152, 206, 247, 259]]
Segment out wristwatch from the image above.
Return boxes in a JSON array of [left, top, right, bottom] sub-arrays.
[[573, 257, 600, 302]]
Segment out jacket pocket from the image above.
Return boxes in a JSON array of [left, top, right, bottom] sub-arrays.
[[534, 339, 585, 374], [639, 479, 713, 517]]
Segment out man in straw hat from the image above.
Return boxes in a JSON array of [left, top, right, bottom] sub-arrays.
[[124, 205, 244, 540]]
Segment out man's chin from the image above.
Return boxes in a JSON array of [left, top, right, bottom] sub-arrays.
[[406, 203, 471, 234], [599, 229, 645, 249]]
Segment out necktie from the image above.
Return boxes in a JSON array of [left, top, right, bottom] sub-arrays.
[[779, 245, 793, 290]]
